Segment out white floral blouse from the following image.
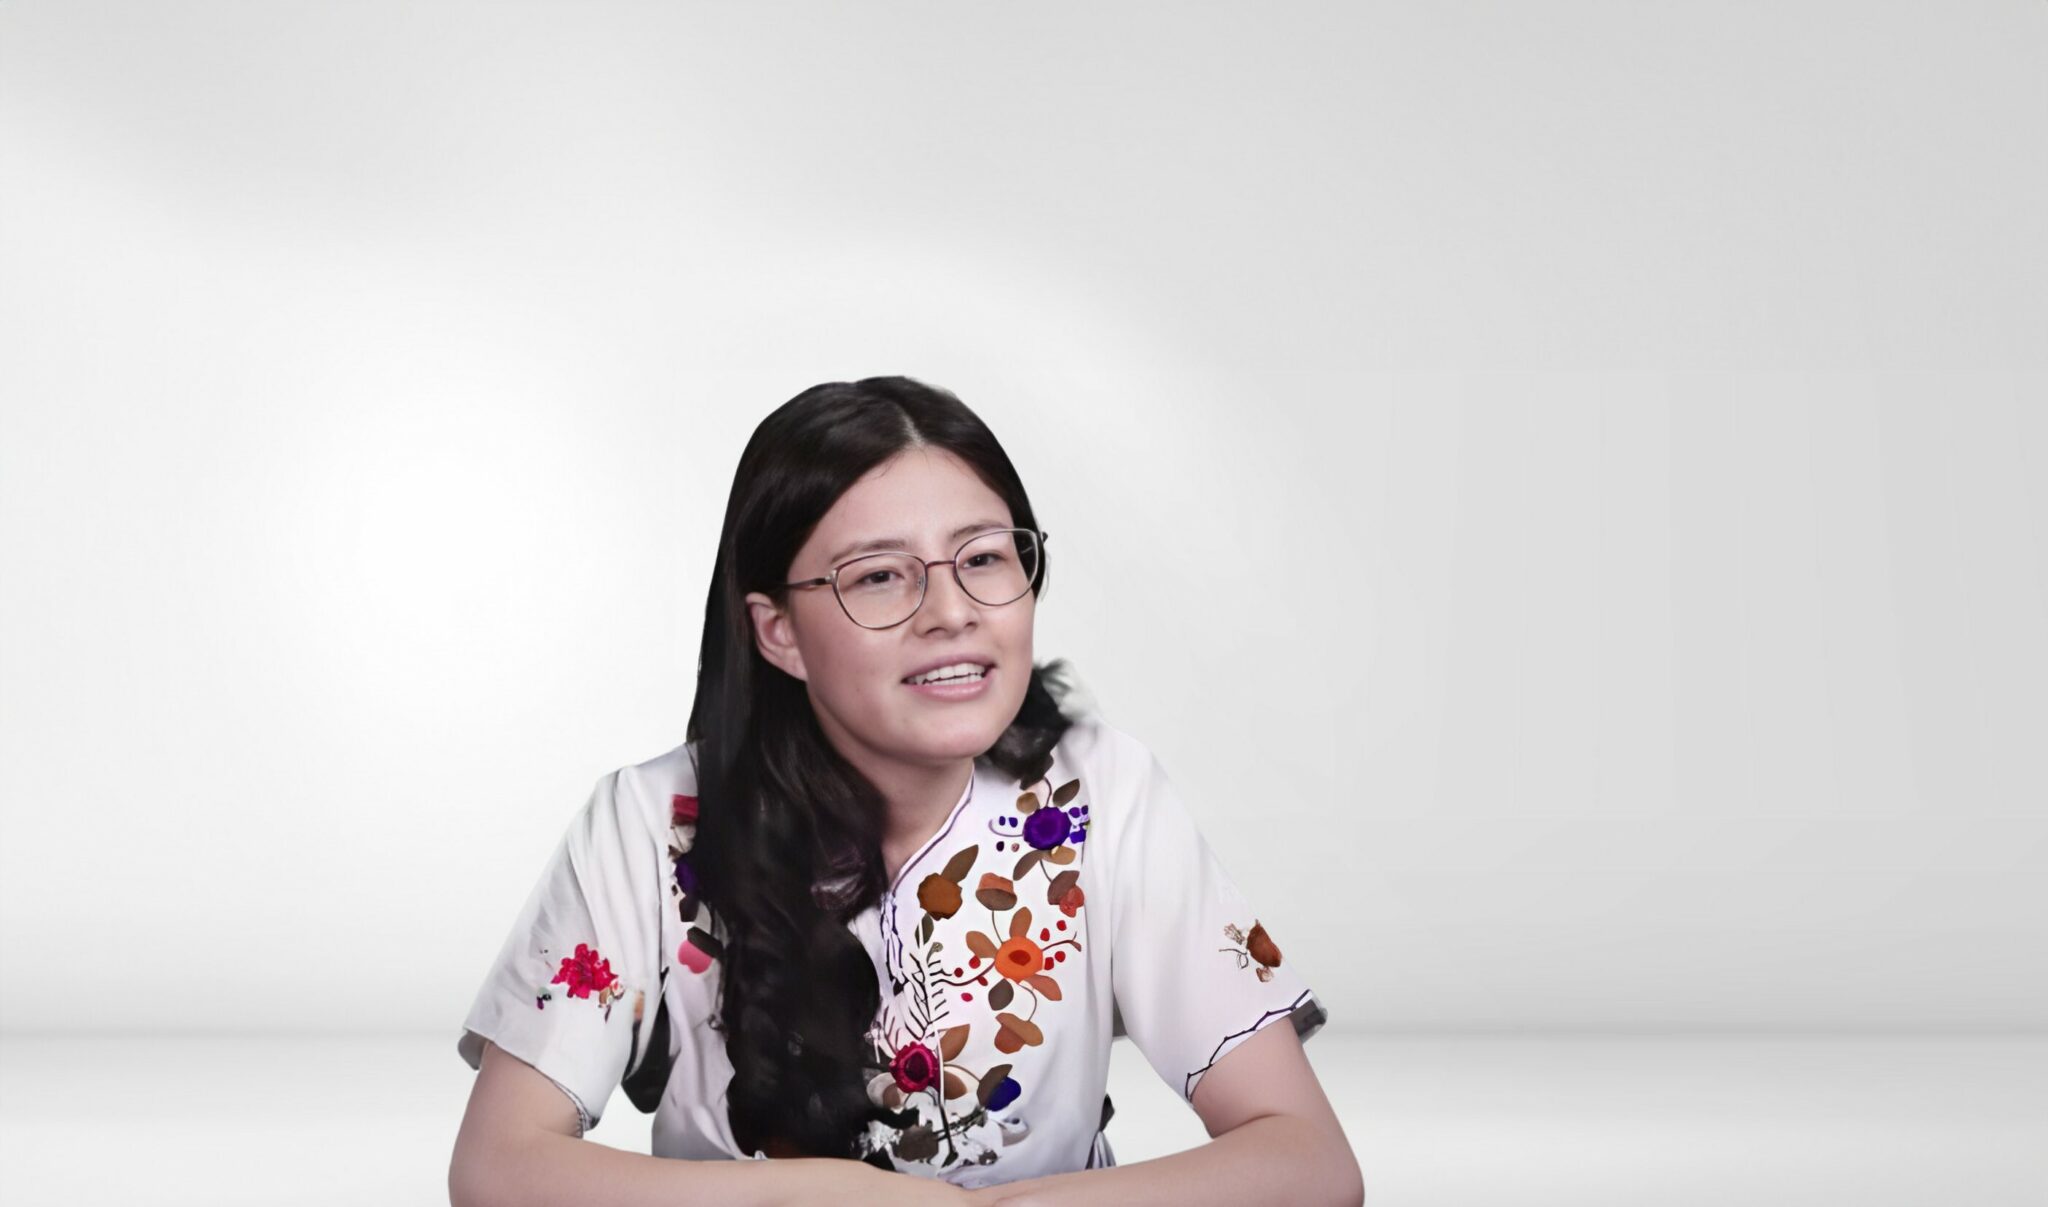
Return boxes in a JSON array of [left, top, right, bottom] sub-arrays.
[[455, 713, 1328, 1188]]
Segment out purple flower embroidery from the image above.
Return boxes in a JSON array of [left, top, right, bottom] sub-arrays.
[[1022, 806, 1071, 850]]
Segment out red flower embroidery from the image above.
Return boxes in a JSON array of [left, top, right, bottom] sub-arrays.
[[1057, 884, 1084, 917], [889, 1041, 941, 1093], [552, 942, 619, 999], [671, 793, 699, 826]]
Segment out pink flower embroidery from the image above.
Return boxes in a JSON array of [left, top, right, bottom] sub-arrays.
[[552, 942, 619, 999]]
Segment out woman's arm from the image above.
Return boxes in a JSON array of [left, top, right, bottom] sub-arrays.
[[452, 1126, 897, 1207], [964, 1023, 1364, 1207], [451, 1039, 978, 1207], [966, 1113, 1358, 1207]]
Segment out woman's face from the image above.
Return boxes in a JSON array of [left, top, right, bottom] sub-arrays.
[[744, 446, 1038, 770]]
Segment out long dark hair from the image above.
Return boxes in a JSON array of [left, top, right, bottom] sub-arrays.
[[674, 376, 1084, 1161]]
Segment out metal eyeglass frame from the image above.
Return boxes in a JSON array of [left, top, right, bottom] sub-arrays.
[[776, 527, 1049, 630]]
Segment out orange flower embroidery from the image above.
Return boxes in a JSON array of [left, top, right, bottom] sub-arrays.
[[993, 934, 1043, 981]]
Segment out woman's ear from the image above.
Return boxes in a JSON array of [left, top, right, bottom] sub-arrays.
[[743, 591, 808, 682]]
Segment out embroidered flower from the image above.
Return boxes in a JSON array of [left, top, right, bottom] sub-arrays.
[[890, 1041, 941, 1093], [992, 934, 1044, 981], [1057, 884, 1085, 917], [1021, 805, 1071, 849], [917, 872, 963, 919], [1219, 918, 1283, 980], [986, 1075, 1022, 1110], [671, 793, 699, 826], [551, 942, 618, 999], [673, 855, 698, 898]]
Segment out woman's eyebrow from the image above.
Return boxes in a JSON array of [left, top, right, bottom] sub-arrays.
[[827, 518, 1009, 564]]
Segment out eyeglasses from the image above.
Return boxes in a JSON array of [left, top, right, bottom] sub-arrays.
[[778, 527, 1047, 630]]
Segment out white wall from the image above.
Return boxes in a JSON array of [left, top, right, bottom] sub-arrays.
[[2, 2, 2042, 1035]]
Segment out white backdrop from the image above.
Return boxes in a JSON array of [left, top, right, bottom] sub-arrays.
[[2, 2, 2042, 1039]]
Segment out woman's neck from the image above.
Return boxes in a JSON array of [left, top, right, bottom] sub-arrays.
[[872, 756, 975, 885]]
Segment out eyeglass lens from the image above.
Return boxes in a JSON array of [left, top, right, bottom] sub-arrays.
[[836, 529, 1039, 628]]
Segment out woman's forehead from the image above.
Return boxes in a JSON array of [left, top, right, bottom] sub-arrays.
[[810, 455, 1012, 561]]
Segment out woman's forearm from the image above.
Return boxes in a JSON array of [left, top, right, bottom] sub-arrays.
[[451, 1129, 884, 1207], [969, 1114, 1363, 1207]]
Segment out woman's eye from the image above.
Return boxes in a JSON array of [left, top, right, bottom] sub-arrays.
[[858, 570, 898, 587]]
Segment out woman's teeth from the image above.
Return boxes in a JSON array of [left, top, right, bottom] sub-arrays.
[[905, 664, 988, 685]]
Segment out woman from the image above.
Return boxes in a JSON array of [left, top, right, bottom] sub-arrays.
[[450, 377, 1361, 1206]]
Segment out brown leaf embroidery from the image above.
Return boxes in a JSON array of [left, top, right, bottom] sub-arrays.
[[994, 1011, 1043, 1054], [975, 873, 1017, 911], [940, 843, 980, 883], [976, 1063, 1013, 1108]]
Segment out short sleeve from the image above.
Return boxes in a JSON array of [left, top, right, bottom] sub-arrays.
[[455, 769, 667, 1135], [1106, 742, 1330, 1106]]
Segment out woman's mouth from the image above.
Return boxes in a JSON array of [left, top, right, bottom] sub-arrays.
[[901, 664, 993, 699]]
